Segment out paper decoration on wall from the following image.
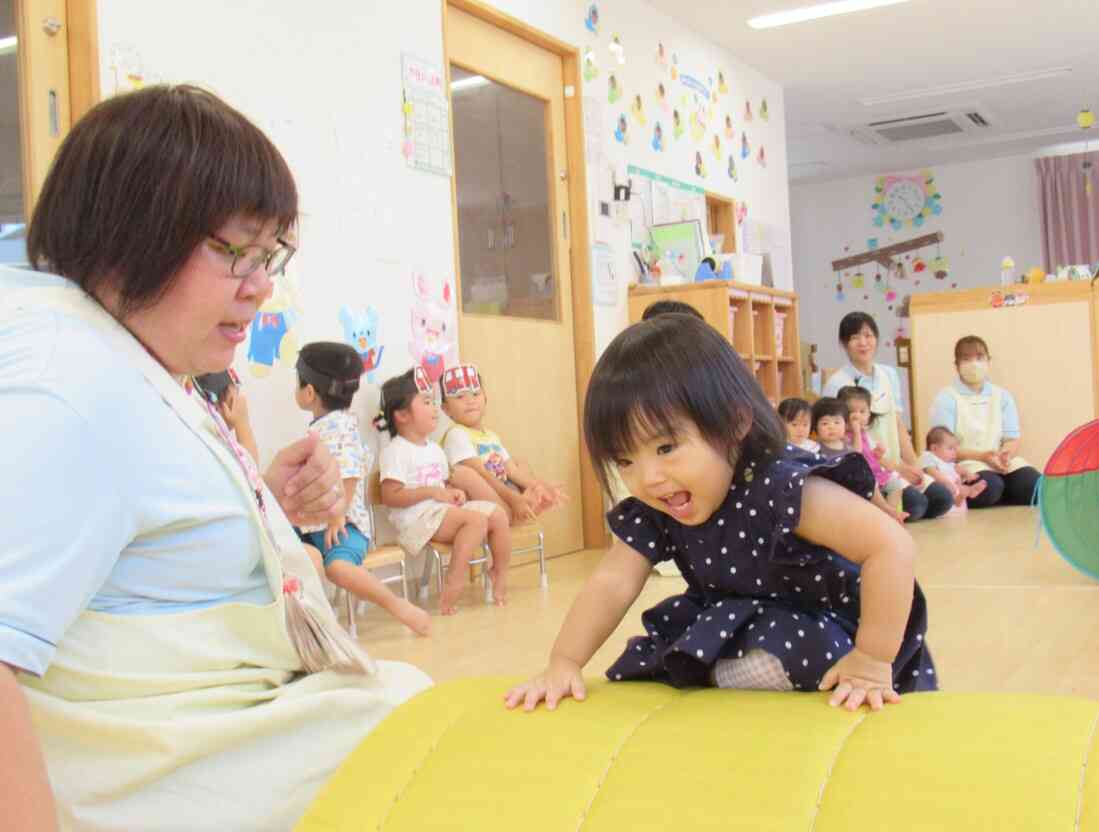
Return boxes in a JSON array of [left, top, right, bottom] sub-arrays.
[[247, 282, 300, 378], [736, 202, 748, 225], [931, 255, 950, 280], [656, 42, 668, 66], [401, 54, 451, 177], [872, 170, 943, 229], [609, 34, 625, 65], [690, 109, 706, 142], [672, 109, 684, 139], [339, 306, 385, 384], [727, 155, 738, 181], [744, 101, 754, 122], [409, 273, 456, 385], [740, 132, 750, 159], [631, 94, 646, 125], [652, 123, 665, 152], [614, 114, 629, 144], [890, 260, 907, 282], [671, 53, 679, 80], [724, 114, 735, 139], [757, 146, 767, 167], [583, 48, 599, 82], [867, 238, 879, 250], [585, 3, 599, 33], [718, 71, 729, 95], [990, 290, 1029, 308], [761, 99, 769, 121], [712, 134, 722, 160], [694, 152, 707, 178], [608, 74, 621, 103], [657, 82, 669, 112]]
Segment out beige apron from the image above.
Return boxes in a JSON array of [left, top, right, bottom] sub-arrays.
[[948, 386, 1029, 476], [12, 284, 431, 831], [863, 365, 933, 495]]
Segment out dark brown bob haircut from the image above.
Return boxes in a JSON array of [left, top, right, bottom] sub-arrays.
[[954, 335, 990, 364], [27, 84, 298, 317], [584, 313, 786, 496]]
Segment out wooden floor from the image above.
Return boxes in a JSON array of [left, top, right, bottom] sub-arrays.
[[355, 506, 1099, 699]]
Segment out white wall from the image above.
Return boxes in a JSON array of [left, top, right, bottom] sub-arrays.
[[96, 0, 793, 472], [791, 154, 1044, 379]]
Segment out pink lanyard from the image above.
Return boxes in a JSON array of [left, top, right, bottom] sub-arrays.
[[185, 377, 272, 525]]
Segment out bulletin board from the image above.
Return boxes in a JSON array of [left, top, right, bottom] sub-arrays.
[[627, 164, 708, 250]]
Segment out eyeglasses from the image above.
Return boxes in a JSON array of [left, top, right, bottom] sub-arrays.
[[207, 234, 297, 279]]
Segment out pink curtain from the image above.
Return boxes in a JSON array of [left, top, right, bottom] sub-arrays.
[[1035, 152, 1099, 271]]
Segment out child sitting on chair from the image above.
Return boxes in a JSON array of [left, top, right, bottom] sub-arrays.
[[919, 426, 988, 511], [377, 367, 512, 614], [440, 364, 566, 523], [778, 397, 819, 453], [294, 343, 430, 636], [814, 395, 906, 525]]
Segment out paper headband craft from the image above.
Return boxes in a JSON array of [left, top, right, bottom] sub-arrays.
[[443, 364, 481, 397], [413, 366, 433, 395]]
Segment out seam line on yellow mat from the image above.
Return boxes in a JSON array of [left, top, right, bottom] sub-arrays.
[[574, 690, 685, 831], [376, 712, 466, 831], [807, 711, 868, 832], [1075, 707, 1099, 832]]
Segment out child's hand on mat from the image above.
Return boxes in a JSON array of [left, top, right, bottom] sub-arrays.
[[438, 487, 466, 506], [324, 518, 347, 550], [819, 648, 900, 712], [504, 657, 587, 712]]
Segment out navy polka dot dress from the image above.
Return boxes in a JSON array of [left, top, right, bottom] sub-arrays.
[[605, 446, 937, 693]]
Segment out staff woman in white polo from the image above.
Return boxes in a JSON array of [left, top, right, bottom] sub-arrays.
[[823, 312, 952, 521], [0, 85, 429, 832]]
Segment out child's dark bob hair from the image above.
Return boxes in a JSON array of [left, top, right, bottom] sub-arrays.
[[297, 342, 363, 411], [374, 368, 420, 437], [777, 397, 811, 423], [810, 397, 848, 433], [584, 314, 785, 496], [835, 385, 876, 427]]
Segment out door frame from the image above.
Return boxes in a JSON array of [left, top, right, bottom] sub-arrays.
[[443, 0, 604, 549], [15, 0, 99, 218]]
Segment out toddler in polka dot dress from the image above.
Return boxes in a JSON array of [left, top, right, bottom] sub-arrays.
[[505, 314, 936, 714]]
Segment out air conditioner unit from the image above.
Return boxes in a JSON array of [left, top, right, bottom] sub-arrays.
[[848, 109, 993, 145]]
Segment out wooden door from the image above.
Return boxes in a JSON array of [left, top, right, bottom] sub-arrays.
[[447, 5, 583, 558]]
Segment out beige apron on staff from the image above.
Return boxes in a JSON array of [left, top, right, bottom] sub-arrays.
[[11, 284, 431, 832], [947, 386, 1030, 477]]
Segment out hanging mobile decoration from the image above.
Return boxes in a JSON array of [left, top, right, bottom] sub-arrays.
[[851, 271, 865, 289], [835, 273, 846, 302], [1078, 109, 1095, 197], [931, 242, 950, 280]]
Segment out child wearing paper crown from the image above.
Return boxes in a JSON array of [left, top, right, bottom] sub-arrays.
[[505, 315, 934, 714], [376, 366, 513, 613], [294, 343, 430, 635], [439, 364, 567, 523]]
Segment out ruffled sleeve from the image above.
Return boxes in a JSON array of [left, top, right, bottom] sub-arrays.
[[606, 497, 672, 565], [765, 449, 876, 566]]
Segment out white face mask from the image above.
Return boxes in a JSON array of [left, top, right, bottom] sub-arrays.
[[959, 360, 989, 385]]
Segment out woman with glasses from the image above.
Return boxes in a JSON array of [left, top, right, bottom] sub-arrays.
[[0, 85, 430, 831], [823, 311, 952, 522]]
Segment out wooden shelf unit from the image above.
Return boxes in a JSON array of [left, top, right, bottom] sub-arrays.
[[627, 280, 803, 404]]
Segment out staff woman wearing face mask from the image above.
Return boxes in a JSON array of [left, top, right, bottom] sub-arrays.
[[928, 335, 1041, 508]]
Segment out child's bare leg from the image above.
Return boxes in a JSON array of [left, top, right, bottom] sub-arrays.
[[326, 560, 431, 636], [302, 543, 325, 580], [449, 465, 512, 519], [484, 507, 513, 605], [432, 508, 489, 615]]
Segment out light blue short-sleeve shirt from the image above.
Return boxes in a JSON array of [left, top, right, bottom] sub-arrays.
[[0, 267, 272, 676], [928, 380, 1021, 440], [822, 362, 906, 415]]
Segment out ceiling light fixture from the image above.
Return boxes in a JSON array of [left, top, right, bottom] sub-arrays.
[[0, 36, 17, 56], [859, 66, 1073, 106], [747, 0, 908, 30]]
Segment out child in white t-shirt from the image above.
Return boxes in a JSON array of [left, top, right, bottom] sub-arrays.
[[920, 426, 988, 511], [294, 343, 430, 635], [376, 367, 513, 614], [439, 364, 566, 523]]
